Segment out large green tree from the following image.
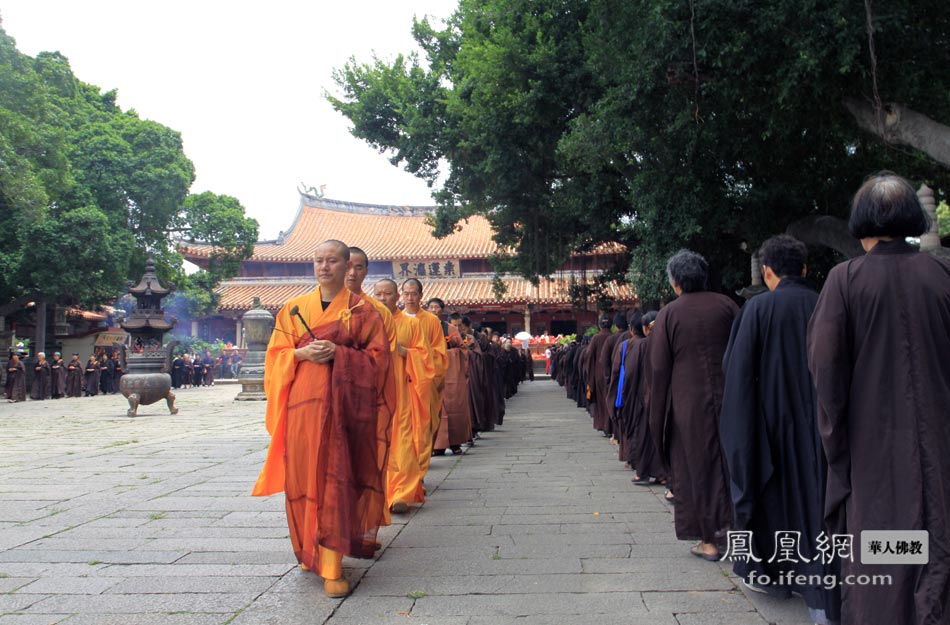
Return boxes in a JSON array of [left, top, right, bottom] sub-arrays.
[[0, 22, 258, 311], [330, 0, 948, 302]]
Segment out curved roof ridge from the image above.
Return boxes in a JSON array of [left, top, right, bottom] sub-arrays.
[[301, 193, 436, 217]]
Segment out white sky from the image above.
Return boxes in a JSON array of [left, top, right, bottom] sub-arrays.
[[0, 1, 454, 238]]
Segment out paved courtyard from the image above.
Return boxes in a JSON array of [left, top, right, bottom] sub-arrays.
[[0, 380, 813, 624]]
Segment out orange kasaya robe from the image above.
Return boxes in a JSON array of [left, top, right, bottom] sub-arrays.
[[410, 309, 447, 473], [386, 309, 435, 506], [357, 291, 397, 525], [252, 286, 394, 580]]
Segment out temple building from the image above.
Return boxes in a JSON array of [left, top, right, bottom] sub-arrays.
[[181, 192, 636, 344]]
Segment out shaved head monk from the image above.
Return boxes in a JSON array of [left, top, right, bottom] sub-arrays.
[[374, 279, 435, 513], [252, 239, 394, 598], [401, 278, 448, 472]]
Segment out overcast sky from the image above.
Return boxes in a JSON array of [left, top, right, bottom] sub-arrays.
[[1, 1, 454, 238]]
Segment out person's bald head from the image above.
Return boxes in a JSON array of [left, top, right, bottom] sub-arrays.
[[313, 240, 350, 289], [401, 278, 423, 313], [346, 246, 369, 293], [373, 279, 400, 312]]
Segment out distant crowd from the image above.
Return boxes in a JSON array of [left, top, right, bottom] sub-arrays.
[[3, 349, 245, 402]]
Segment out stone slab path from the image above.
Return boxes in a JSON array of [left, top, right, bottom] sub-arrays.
[[0, 381, 813, 624]]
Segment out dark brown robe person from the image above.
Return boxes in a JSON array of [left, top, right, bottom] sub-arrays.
[[466, 338, 493, 433], [603, 329, 630, 448], [648, 291, 738, 546], [627, 336, 666, 482], [435, 343, 473, 451], [574, 343, 589, 409], [584, 328, 613, 432], [807, 239, 950, 625], [84, 357, 99, 396], [721, 277, 839, 625], [30, 360, 50, 400], [50, 357, 67, 398], [65, 357, 83, 397], [5, 358, 26, 402]]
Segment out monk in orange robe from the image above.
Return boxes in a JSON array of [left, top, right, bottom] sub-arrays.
[[346, 247, 396, 356], [373, 279, 435, 514], [252, 240, 394, 598], [345, 247, 398, 526], [400, 279, 448, 474]]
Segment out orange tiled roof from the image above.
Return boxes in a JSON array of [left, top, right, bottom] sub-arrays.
[[183, 196, 499, 262], [181, 195, 625, 263], [215, 276, 636, 312]]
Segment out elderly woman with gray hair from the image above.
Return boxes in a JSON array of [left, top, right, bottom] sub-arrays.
[[808, 172, 950, 625], [647, 250, 738, 561]]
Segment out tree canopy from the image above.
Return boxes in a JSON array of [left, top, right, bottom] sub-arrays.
[[329, 0, 949, 302], [0, 22, 258, 310]]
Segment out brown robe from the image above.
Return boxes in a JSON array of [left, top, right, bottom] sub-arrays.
[[584, 329, 613, 432], [603, 330, 630, 447], [648, 291, 738, 544], [435, 344, 473, 450], [5, 360, 26, 401], [65, 358, 83, 397], [50, 358, 67, 398], [807, 239, 950, 625], [30, 361, 50, 400]]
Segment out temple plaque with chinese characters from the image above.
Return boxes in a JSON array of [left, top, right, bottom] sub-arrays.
[[392, 259, 462, 280]]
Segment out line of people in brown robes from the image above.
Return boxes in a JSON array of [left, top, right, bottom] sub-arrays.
[[3, 351, 125, 401], [170, 351, 218, 389], [552, 173, 950, 625], [426, 300, 529, 455]]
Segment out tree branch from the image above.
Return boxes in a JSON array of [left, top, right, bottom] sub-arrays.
[[844, 98, 950, 169]]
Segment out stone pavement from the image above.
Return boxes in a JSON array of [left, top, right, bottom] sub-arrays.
[[0, 380, 814, 624]]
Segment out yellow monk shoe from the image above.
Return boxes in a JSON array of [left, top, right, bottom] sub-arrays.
[[390, 501, 409, 514], [324, 577, 350, 598]]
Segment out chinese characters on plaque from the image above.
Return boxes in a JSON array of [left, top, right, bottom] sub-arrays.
[[392, 259, 462, 280]]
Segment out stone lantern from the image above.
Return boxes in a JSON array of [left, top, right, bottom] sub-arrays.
[[119, 255, 179, 417], [736, 252, 769, 300], [236, 298, 273, 401]]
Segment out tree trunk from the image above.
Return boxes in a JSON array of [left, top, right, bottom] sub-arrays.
[[786, 215, 864, 259], [844, 98, 950, 169]]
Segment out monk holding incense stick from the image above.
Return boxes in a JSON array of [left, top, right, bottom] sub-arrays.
[[252, 239, 394, 598]]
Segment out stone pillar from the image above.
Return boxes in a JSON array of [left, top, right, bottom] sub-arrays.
[[235, 319, 243, 348], [190, 320, 199, 338], [918, 184, 940, 251], [235, 305, 273, 401], [737, 253, 769, 300], [523, 308, 532, 335]]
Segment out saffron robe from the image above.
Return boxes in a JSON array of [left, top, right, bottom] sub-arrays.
[[411, 309, 447, 470], [648, 291, 738, 545], [252, 287, 394, 575], [65, 358, 83, 397], [721, 278, 839, 624], [386, 309, 434, 506], [808, 240, 950, 625]]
